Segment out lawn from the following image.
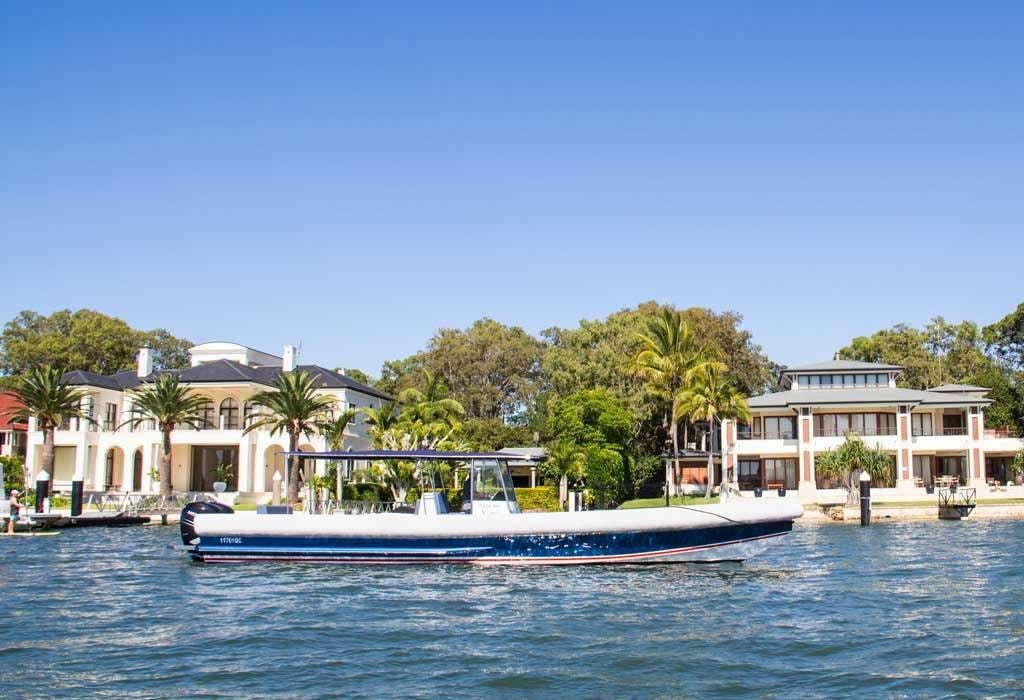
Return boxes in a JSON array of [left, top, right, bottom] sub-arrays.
[[618, 495, 708, 509]]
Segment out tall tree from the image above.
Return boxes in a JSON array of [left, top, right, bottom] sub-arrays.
[[380, 318, 545, 423], [0, 308, 191, 377], [632, 309, 710, 495], [319, 408, 362, 500], [4, 367, 93, 485], [243, 370, 336, 504], [984, 302, 1024, 371], [674, 362, 752, 499], [122, 374, 210, 497], [398, 369, 466, 428]]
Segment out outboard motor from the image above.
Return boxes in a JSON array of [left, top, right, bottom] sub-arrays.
[[180, 501, 234, 546]]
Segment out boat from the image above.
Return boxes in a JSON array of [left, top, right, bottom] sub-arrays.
[[180, 450, 802, 565]]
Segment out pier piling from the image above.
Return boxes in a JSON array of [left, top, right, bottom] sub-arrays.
[[859, 471, 871, 526]]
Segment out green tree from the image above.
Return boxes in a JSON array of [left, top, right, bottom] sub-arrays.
[[461, 418, 533, 451], [0, 309, 191, 377], [4, 367, 94, 484], [984, 302, 1024, 371], [674, 362, 751, 499], [243, 370, 336, 504], [318, 407, 362, 499], [398, 369, 466, 428], [122, 374, 211, 497], [815, 435, 895, 505], [1, 454, 25, 494], [546, 389, 633, 507], [632, 309, 711, 494]]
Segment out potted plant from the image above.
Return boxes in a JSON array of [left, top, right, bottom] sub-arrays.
[[1010, 449, 1024, 486], [212, 463, 233, 493]]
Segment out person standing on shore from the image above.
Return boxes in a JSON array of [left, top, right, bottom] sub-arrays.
[[7, 489, 21, 534]]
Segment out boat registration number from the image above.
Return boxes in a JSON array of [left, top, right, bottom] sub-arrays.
[[218, 537, 242, 544]]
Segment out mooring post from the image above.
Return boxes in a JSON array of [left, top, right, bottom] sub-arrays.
[[35, 470, 51, 513], [859, 470, 871, 526], [70, 469, 84, 517]]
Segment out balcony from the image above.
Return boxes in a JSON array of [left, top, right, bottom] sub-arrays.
[[737, 430, 796, 440], [815, 427, 897, 438], [911, 427, 967, 437]]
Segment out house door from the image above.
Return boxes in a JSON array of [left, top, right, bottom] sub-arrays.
[[133, 450, 143, 491]]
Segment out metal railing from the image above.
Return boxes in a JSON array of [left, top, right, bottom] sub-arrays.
[[985, 428, 1018, 439], [815, 427, 897, 437], [84, 491, 211, 515], [737, 431, 796, 440], [305, 498, 404, 515]]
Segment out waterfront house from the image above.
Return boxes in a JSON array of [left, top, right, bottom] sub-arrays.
[[0, 392, 28, 458], [719, 360, 1024, 503], [22, 342, 391, 494]]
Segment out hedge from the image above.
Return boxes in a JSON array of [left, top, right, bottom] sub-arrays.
[[515, 486, 561, 512]]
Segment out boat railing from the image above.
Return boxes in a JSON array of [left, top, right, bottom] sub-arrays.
[[306, 498, 405, 515]]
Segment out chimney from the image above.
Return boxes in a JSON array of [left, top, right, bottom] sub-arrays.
[[137, 347, 153, 378], [338, 368, 346, 376], [283, 345, 297, 372]]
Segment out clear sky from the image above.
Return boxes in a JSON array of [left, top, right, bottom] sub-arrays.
[[2, 2, 1021, 374]]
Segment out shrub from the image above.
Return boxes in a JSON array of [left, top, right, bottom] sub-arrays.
[[1, 455, 24, 493], [515, 486, 561, 512], [345, 482, 388, 502]]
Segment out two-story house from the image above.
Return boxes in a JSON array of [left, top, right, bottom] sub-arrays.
[[23, 342, 392, 494], [719, 360, 1024, 503]]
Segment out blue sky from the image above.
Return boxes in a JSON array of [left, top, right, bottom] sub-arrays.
[[2, 2, 1021, 374]]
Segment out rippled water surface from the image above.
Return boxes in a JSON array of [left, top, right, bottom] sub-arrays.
[[2, 519, 1023, 698]]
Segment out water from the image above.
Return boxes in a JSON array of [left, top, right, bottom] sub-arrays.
[[2, 520, 1022, 699]]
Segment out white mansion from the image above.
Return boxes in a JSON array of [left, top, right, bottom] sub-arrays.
[[23, 342, 391, 494], [719, 360, 1024, 502]]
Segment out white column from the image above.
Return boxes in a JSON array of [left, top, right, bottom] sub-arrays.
[[237, 438, 251, 492], [530, 467, 536, 488]]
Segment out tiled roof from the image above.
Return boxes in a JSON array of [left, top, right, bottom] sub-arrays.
[[783, 360, 903, 373], [62, 361, 393, 401], [927, 384, 989, 393], [0, 392, 27, 430], [747, 387, 992, 409]]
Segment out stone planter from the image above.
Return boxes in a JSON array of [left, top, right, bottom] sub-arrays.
[[213, 481, 227, 493]]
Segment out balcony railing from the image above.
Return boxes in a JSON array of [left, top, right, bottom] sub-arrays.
[[985, 428, 1018, 439], [815, 427, 897, 438], [737, 430, 796, 440], [913, 427, 968, 437]]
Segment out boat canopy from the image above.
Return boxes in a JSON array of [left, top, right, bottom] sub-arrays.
[[279, 449, 525, 461]]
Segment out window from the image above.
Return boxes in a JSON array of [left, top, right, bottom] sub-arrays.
[[738, 460, 761, 490], [866, 374, 877, 386], [763, 416, 795, 439], [198, 401, 215, 429], [911, 413, 933, 436], [104, 403, 118, 431], [878, 373, 889, 385], [819, 375, 832, 386], [798, 376, 809, 387], [809, 375, 820, 386], [913, 455, 932, 483], [855, 374, 866, 387], [219, 398, 240, 430], [764, 458, 798, 489]]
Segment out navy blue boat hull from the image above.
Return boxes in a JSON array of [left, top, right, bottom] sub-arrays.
[[187, 519, 793, 565]]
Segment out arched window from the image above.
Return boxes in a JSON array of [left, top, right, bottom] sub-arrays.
[[243, 401, 258, 428], [198, 400, 215, 430], [220, 398, 240, 430]]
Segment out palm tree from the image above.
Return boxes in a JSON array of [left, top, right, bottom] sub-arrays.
[[674, 362, 751, 499], [816, 434, 894, 505], [318, 408, 362, 499], [633, 309, 711, 495], [398, 370, 465, 428], [243, 370, 336, 504], [122, 373, 210, 497], [4, 367, 94, 487], [362, 401, 400, 444], [540, 441, 585, 509]]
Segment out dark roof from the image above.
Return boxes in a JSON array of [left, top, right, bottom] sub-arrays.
[[782, 360, 903, 373], [62, 361, 393, 400]]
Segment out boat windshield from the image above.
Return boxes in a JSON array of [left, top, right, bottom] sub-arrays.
[[468, 459, 517, 504]]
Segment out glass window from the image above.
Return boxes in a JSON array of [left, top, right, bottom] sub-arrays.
[[855, 374, 866, 386], [798, 375, 809, 387], [809, 375, 820, 386], [219, 398, 240, 430], [764, 459, 798, 489], [104, 403, 118, 431], [738, 460, 761, 489], [837, 414, 850, 434], [198, 401, 215, 430], [866, 374, 877, 386], [820, 375, 832, 386], [862, 413, 878, 435], [851, 414, 865, 434], [815, 414, 838, 436], [878, 373, 889, 385], [844, 374, 855, 385], [467, 460, 518, 505], [911, 413, 932, 436]]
